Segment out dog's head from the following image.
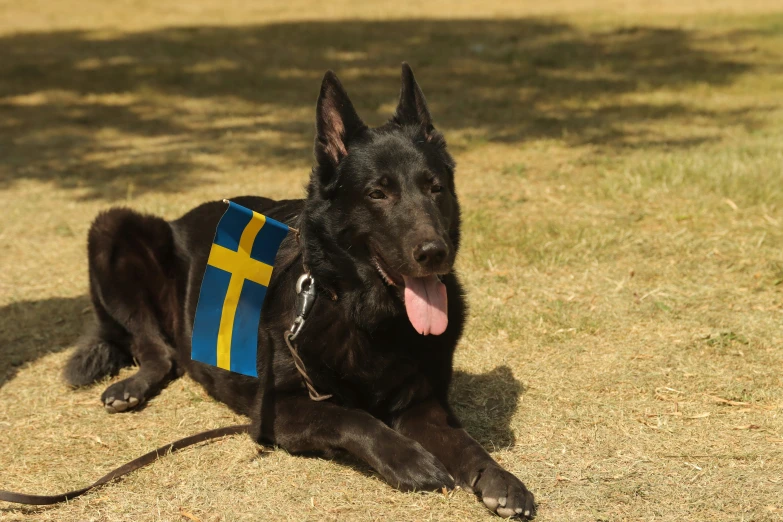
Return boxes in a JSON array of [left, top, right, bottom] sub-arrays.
[[304, 63, 460, 335]]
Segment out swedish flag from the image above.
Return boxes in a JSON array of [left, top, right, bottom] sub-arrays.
[[191, 201, 289, 377]]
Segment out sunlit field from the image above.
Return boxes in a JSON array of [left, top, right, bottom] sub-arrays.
[[1, 1, 782, 520]]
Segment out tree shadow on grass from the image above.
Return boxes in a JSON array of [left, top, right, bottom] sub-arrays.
[[0, 296, 88, 390], [0, 20, 767, 200]]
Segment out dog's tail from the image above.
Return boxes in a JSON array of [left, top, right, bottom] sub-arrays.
[[64, 328, 134, 387]]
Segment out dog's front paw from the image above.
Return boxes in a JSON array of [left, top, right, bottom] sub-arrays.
[[470, 466, 535, 519], [101, 377, 147, 413], [378, 438, 455, 492]]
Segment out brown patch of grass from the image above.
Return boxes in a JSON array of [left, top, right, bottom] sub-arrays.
[[2, 1, 783, 521]]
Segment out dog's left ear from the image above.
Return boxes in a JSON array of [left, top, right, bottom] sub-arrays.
[[393, 62, 434, 137]]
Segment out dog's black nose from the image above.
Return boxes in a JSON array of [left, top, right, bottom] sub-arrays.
[[413, 240, 447, 269]]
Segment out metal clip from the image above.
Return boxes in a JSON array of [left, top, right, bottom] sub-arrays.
[[290, 273, 316, 340]]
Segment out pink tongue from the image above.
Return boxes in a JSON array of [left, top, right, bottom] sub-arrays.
[[402, 275, 448, 335]]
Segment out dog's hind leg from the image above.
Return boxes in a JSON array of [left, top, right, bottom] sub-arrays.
[[100, 332, 175, 413], [64, 222, 142, 388], [71, 208, 182, 413]]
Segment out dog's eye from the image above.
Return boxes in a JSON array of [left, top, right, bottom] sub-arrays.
[[431, 184, 443, 194], [368, 190, 387, 200]]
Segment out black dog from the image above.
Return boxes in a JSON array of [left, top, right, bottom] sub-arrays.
[[64, 64, 535, 518]]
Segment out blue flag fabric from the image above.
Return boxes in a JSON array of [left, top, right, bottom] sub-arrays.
[[191, 201, 289, 377]]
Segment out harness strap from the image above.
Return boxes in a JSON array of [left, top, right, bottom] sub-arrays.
[[0, 424, 250, 506]]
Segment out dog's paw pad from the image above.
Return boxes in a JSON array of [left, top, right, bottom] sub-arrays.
[[104, 396, 143, 413], [474, 467, 535, 519], [105, 399, 128, 413], [101, 379, 146, 414], [483, 496, 499, 511]]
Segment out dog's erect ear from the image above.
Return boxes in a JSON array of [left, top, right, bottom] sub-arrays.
[[393, 62, 433, 135], [315, 71, 366, 169]]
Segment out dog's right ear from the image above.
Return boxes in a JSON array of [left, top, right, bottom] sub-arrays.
[[314, 71, 366, 178]]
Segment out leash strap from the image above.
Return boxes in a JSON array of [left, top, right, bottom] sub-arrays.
[[0, 424, 250, 506], [284, 332, 333, 401]]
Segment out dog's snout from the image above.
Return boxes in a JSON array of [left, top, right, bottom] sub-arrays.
[[413, 239, 448, 270]]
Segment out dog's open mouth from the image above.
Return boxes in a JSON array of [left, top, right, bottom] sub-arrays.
[[371, 252, 448, 336]]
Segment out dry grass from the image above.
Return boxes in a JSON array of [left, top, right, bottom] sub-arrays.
[[2, 1, 783, 520]]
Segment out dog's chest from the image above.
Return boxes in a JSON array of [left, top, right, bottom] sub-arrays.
[[299, 318, 441, 413]]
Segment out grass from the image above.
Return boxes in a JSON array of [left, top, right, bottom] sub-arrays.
[[1, 1, 782, 520]]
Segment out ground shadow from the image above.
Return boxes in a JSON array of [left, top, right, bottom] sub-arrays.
[[451, 366, 523, 449], [0, 296, 89, 390], [0, 19, 765, 199]]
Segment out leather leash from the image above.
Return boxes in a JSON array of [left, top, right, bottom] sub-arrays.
[[0, 424, 249, 506]]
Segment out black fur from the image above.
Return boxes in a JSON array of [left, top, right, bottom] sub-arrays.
[[63, 330, 133, 387], [65, 64, 535, 518]]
